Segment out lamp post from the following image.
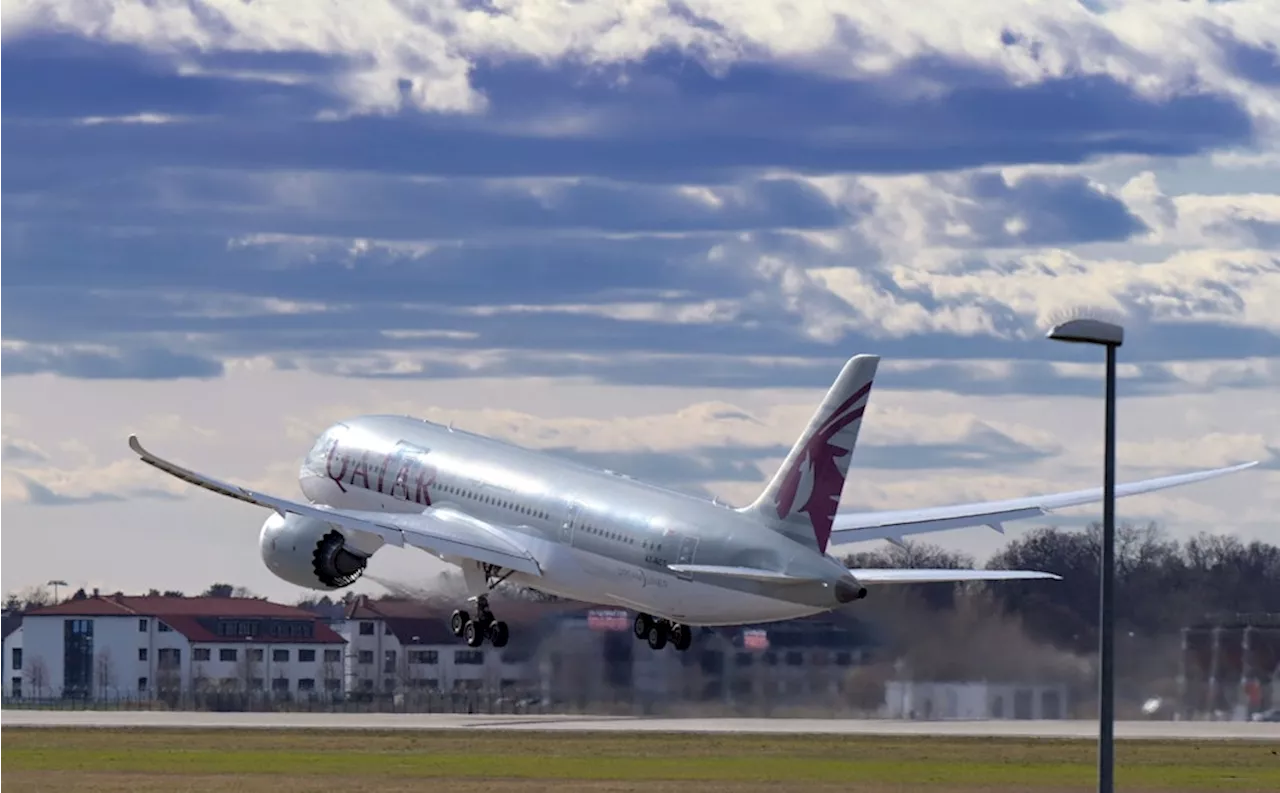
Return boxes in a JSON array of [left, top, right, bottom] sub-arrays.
[[47, 579, 69, 604], [1046, 317, 1124, 793]]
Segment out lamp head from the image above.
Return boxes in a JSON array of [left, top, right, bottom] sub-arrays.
[[1044, 307, 1125, 347]]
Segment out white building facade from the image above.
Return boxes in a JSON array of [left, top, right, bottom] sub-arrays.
[[339, 599, 535, 694], [9, 595, 347, 699], [4, 624, 25, 699], [884, 680, 1071, 720]]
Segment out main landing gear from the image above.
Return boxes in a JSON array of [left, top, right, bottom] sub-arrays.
[[450, 595, 510, 648], [633, 613, 692, 652]]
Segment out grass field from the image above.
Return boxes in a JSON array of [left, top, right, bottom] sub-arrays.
[[3, 727, 1278, 792]]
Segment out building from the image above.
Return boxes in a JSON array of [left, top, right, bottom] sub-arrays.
[[883, 680, 1070, 720], [3, 609, 24, 699], [1179, 613, 1280, 720], [336, 596, 878, 712], [339, 596, 572, 696], [11, 593, 346, 699]]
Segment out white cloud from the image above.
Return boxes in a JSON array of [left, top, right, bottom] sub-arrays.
[[7, 0, 1279, 129]]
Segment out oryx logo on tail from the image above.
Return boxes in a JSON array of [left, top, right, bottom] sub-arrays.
[[745, 354, 879, 554], [773, 382, 872, 553]]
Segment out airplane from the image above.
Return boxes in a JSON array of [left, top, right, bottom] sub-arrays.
[[128, 353, 1257, 652]]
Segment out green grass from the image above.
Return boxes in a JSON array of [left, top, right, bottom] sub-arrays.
[[3, 728, 1278, 792]]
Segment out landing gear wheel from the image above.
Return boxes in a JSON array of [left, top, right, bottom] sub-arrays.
[[463, 620, 485, 647], [633, 613, 652, 640], [488, 620, 510, 648], [450, 610, 470, 638], [670, 623, 692, 652], [646, 623, 668, 650]]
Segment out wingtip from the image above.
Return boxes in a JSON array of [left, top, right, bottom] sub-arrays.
[[127, 434, 145, 455]]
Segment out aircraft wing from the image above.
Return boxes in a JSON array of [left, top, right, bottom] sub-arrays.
[[830, 461, 1258, 547], [127, 435, 542, 576], [849, 569, 1061, 584]]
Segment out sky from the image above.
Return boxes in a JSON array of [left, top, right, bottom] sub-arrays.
[[2, 0, 1278, 604]]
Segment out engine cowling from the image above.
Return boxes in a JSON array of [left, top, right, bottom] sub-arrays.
[[259, 512, 369, 590]]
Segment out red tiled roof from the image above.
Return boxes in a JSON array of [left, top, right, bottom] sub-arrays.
[[25, 595, 345, 644], [29, 595, 319, 619]]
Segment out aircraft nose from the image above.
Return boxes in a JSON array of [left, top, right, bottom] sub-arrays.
[[835, 577, 868, 603]]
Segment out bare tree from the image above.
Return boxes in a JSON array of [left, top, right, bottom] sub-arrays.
[[94, 648, 116, 698], [319, 656, 342, 698], [24, 655, 49, 696], [237, 647, 262, 695], [191, 662, 209, 694]]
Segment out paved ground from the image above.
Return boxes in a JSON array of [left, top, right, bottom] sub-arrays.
[[4, 709, 1278, 739]]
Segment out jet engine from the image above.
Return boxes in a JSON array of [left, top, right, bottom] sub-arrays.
[[259, 512, 369, 590]]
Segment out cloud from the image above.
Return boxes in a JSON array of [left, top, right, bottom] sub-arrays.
[[2, 437, 49, 464], [3, 6, 1278, 387], [2, 464, 185, 507], [1, 343, 224, 380]]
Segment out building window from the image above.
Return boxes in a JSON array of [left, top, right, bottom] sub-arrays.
[[220, 648, 238, 662], [62, 618, 94, 696], [785, 651, 803, 667], [298, 649, 316, 663], [12, 677, 23, 698], [248, 648, 264, 662], [297, 678, 315, 692], [272, 677, 290, 692], [273, 649, 290, 663], [249, 677, 264, 690], [359, 622, 375, 635], [325, 678, 342, 692], [383, 650, 397, 674], [11, 648, 21, 671], [138, 648, 148, 662], [138, 677, 148, 691], [138, 619, 148, 633], [193, 648, 211, 662], [158, 648, 181, 668], [408, 650, 438, 665], [453, 650, 484, 665], [324, 649, 341, 664], [357, 650, 374, 665], [158, 622, 172, 632]]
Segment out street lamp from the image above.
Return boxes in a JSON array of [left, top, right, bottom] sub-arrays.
[[47, 579, 69, 603], [1046, 316, 1124, 793]]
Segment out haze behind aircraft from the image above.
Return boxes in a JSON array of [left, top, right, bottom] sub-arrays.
[[129, 354, 1257, 652]]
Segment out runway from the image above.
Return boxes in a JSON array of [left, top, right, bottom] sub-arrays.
[[4, 709, 1278, 739]]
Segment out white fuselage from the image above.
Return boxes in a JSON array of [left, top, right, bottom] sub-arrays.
[[295, 415, 854, 626]]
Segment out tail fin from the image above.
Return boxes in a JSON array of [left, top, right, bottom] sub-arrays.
[[742, 354, 879, 554]]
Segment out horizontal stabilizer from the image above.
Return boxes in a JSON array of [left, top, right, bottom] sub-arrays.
[[848, 568, 1061, 584], [666, 564, 815, 583]]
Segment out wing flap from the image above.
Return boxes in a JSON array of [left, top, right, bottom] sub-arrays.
[[128, 435, 542, 576], [830, 462, 1257, 545], [849, 568, 1061, 584]]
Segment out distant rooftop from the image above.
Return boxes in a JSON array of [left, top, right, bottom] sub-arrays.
[[28, 594, 321, 620], [25, 594, 345, 644], [2, 611, 22, 642]]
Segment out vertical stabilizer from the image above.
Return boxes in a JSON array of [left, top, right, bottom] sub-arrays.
[[743, 354, 879, 554]]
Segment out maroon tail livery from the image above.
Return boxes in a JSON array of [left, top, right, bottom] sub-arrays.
[[743, 354, 879, 554]]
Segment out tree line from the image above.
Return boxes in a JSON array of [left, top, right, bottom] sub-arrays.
[[844, 522, 1280, 654]]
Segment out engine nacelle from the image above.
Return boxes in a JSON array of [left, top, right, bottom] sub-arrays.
[[259, 512, 369, 591]]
